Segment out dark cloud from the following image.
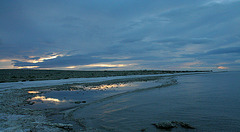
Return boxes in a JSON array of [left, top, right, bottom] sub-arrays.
[[206, 47, 240, 55], [12, 60, 36, 67], [152, 37, 212, 45], [182, 47, 240, 58], [119, 38, 142, 43]]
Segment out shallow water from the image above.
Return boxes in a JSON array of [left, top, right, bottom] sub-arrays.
[[26, 72, 240, 131], [27, 78, 168, 109]]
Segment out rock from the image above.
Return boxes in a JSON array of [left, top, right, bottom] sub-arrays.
[[74, 101, 86, 104], [74, 101, 81, 104], [172, 121, 195, 129], [29, 102, 35, 105], [153, 121, 195, 130], [152, 121, 176, 130], [26, 101, 35, 105], [171, 121, 195, 129], [180, 123, 195, 129]]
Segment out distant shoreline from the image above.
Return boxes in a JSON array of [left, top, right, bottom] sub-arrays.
[[0, 69, 212, 83]]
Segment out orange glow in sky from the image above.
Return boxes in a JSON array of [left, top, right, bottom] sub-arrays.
[[85, 64, 128, 67], [17, 66, 39, 69], [217, 66, 228, 69], [65, 66, 77, 69], [0, 59, 11, 62]]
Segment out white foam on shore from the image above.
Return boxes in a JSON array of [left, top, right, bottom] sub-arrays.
[[0, 74, 177, 92]]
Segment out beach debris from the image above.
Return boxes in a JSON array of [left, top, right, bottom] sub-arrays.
[[153, 121, 195, 130]]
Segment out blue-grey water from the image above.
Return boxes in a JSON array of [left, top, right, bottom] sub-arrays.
[[28, 72, 240, 131]]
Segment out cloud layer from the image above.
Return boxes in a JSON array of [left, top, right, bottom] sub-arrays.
[[0, 0, 240, 70]]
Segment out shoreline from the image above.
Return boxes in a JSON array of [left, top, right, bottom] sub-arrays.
[[0, 72, 211, 131], [0, 69, 212, 83], [0, 72, 211, 92]]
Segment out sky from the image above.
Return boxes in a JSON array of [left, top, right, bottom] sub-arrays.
[[0, 0, 240, 71]]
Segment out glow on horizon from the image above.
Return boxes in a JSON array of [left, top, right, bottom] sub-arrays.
[[16, 66, 39, 69], [217, 66, 228, 69], [65, 66, 77, 69], [0, 59, 14, 69], [63, 63, 137, 70], [86, 64, 128, 67], [0, 59, 11, 62]]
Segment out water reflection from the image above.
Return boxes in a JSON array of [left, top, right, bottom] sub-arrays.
[[25, 79, 165, 110], [28, 91, 40, 94], [85, 84, 130, 90], [30, 95, 66, 104], [71, 83, 132, 91]]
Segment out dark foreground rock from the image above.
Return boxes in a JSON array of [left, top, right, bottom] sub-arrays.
[[152, 121, 176, 130], [73, 100, 87, 104], [153, 121, 195, 130], [171, 121, 195, 129]]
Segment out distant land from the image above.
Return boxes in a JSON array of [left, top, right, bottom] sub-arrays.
[[0, 69, 212, 83]]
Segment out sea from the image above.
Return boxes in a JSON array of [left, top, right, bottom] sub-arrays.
[[26, 71, 240, 131]]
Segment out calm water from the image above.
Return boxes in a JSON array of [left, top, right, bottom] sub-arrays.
[[28, 72, 240, 131], [70, 72, 240, 131]]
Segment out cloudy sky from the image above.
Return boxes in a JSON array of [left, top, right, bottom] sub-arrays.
[[0, 0, 240, 71]]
